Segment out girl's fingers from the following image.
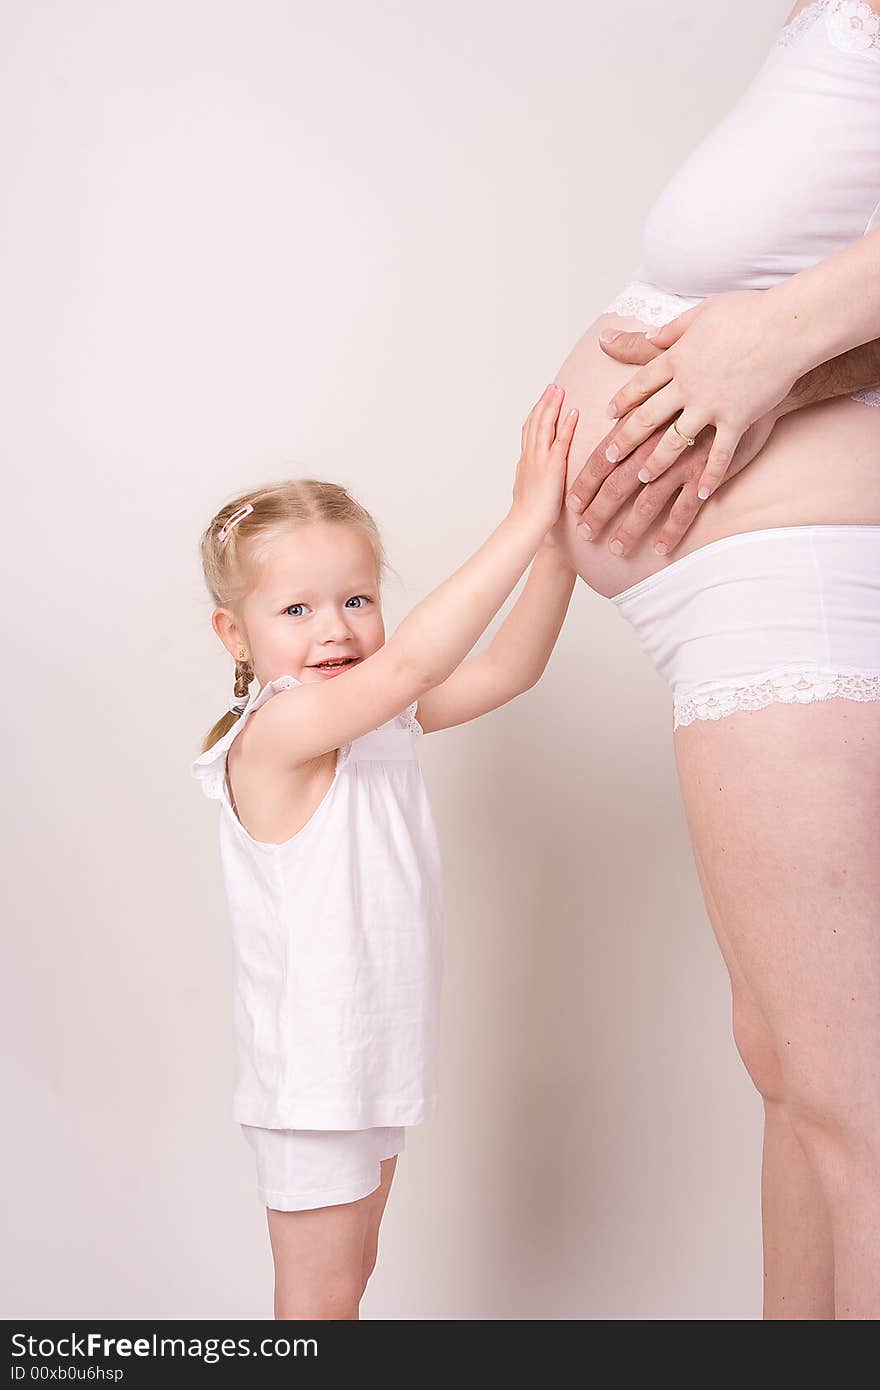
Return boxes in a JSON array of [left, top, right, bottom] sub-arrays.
[[553, 405, 578, 458], [636, 413, 709, 482], [604, 381, 683, 465], [525, 383, 560, 455], [696, 423, 740, 499], [536, 384, 564, 451], [606, 356, 674, 422]]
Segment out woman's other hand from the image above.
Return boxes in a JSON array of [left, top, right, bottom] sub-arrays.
[[565, 325, 780, 556], [596, 290, 800, 502]]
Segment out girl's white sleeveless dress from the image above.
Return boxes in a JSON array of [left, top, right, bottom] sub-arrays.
[[191, 675, 444, 1209]]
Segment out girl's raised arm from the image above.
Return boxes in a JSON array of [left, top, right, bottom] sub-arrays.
[[248, 385, 578, 768]]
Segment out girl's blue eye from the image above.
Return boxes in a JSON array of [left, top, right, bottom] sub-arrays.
[[285, 603, 307, 618], [345, 595, 371, 608]]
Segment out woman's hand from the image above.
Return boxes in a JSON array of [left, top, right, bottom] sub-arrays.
[[566, 325, 782, 555], [599, 289, 801, 500], [512, 383, 579, 536]]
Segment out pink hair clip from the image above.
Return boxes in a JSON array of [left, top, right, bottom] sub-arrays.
[[218, 503, 254, 543]]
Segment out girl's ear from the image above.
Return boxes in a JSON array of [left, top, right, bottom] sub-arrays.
[[212, 607, 239, 656]]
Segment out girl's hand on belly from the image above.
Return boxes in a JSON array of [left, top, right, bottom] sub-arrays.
[[601, 290, 800, 502]]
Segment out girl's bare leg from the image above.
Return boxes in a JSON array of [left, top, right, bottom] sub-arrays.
[[360, 1155, 397, 1295], [674, 699, 880, 1319], [266, 1158, 398, 1320]]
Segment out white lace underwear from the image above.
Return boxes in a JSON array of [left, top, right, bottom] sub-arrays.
[[604, 280, 880, 408], [609, 525, 880, 729], [672, 667, 880, 728]]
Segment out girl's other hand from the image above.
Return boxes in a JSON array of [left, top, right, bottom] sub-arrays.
[[511, 384, 578, 534]]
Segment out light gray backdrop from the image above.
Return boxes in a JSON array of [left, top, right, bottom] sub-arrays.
[[3, 0, 788, 1319]]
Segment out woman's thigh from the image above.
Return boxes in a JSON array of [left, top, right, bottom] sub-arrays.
[[673, 699, 880, 1125], [685, 827, 785, 1099]]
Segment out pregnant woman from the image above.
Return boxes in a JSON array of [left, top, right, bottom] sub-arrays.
[[548, 1, 880, 1318]]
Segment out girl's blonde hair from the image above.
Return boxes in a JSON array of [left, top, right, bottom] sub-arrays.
[[198, 479, 387, 753]]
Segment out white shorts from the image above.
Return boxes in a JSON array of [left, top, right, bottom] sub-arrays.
[[610, 525, 880, 728], [240, 1124, 406, 1212]]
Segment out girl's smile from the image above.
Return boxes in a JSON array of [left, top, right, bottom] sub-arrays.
[[308, 656, 362, 677]]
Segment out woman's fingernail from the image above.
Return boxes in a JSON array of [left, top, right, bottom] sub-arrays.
[[566, 493, 584, 513], [698, 486, 710, 500], [638, 468, 652, 484], [645, 328, 660, 340], [606, 402, 619, 419], [609, 539, 624, 556], [578, 522, 593, 541], [654, 541, 668, 556], [605, 443, 620, 463], [599, 330, 620, 344]]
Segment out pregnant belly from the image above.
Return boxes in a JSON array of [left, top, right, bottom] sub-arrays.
[[553, 313, 880, 599]]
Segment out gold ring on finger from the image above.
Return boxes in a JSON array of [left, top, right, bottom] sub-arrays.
[[672, 417, 696, 447]]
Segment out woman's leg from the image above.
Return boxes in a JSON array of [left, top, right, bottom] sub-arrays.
[[266, 1158, 397, 1321], [687, 835, 834, 1318], [674, 698, 880, 1319]]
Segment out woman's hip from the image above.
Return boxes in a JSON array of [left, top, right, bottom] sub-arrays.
[[611, 524, 880, 729]]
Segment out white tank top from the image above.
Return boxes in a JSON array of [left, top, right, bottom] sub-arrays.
[[191, 676, 444, 1130], [605, 0, 880, 407]]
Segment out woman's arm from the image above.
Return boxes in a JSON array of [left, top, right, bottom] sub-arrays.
[[770, 226, 880, 379], [596, 249, 880, 504], [415, 540, 576, 733], [247, 388, 578, 767]]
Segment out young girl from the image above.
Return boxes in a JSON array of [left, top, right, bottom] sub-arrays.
[[191, 384, 578, 1319]]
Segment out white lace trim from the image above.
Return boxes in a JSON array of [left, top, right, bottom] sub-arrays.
[[673, 666, 880, 728], [777, 0, 826, 47], [603, 282, 702, 327], [398, 699, 424, 736], [777, 1, 880, 56]]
